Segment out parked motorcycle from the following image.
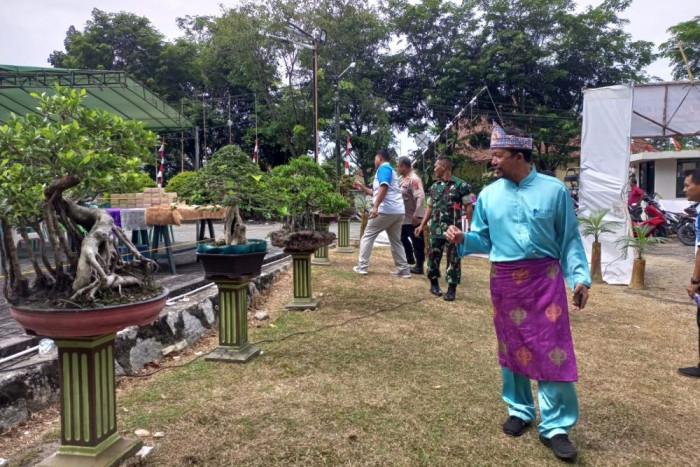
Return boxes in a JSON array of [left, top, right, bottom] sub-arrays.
[[629, 195, 669, 238], [677, 203, 698, 246]]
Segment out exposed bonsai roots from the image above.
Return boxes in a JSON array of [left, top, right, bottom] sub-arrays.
[[66, 200, 154, 301]]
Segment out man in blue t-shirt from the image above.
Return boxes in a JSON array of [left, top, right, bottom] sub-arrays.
[[352, 150, 411, 277]]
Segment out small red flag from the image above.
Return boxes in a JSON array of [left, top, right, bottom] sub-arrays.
[[252, 139, 258, 163], [671, 137, 682, 151]]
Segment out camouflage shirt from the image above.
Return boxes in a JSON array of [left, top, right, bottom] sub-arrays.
[[427, 176, 472, 238]]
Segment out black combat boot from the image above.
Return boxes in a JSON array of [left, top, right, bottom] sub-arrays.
[[443, 284, 457, 301], [430, 278, 443, 297], [410, 262, 424, 275]]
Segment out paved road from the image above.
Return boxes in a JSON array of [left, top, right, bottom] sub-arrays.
[[0, 220, 361, 356]]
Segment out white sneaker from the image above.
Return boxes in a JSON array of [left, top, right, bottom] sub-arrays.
[[390, 269, 411, 278], [353, 266, 368, 275]]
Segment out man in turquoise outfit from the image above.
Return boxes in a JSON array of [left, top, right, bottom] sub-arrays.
[[446, 123, 590, 461]]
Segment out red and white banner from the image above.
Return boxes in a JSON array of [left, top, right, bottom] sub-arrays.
[[252, 138, 258, 163], [671, 137, 682, 151], [156, 141, 165, 188], [345, 135, 351, 175]]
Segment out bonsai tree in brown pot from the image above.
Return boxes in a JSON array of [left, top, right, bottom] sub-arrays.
[[268, 157, 349, 309], [578, 208, 622, 284], [0, 86, 168, 465], [616, 224, 669, 289]]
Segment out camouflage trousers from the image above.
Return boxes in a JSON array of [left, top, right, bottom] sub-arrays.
[[427, 236, 461, 285]]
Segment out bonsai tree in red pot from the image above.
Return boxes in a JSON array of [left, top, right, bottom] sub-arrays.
[[0, 86, 167, 466]]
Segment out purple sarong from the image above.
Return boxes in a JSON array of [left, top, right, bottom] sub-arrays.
[[490, 257, 578, 382]]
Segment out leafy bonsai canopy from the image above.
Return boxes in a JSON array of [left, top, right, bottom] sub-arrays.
[[0, 86, 159, 307], [168, 145, 275, 245], [268, 157, 349, 250]]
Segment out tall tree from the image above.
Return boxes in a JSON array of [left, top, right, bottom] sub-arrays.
[[49, 9, 164, 88], [660, 16, 700, 81]]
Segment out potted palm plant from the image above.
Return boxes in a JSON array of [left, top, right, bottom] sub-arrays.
[[578, 208, 623, 284], [268, 157, 349, 309], [616, 225, 669, 289], [0, 87, 166, 466]]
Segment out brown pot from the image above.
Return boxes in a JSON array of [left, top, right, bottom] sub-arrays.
[[591, 241, 603, 284], [629, 258, 646, 289], [9, 287, 169, 338], [270, 229, 335, 252]]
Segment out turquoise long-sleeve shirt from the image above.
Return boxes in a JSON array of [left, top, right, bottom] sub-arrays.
[[457, 168, 591, 289]]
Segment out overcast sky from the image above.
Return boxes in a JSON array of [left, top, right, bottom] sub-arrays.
[[0, 0, 696, 154], [1, 0, 697, 80]]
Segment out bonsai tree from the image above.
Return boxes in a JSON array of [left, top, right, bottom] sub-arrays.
[[578, 208, 622, 284], [616, 225, 669, 289], [175, 145, 274, 245], [268, 156, 349, 250], [0, 86, 157, 306]]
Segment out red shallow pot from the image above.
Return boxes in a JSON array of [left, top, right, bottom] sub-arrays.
[[9, 287, 169, 338]]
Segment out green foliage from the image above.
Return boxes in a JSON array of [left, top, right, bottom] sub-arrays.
[[122, 171, 156, 192], [659, 16, 700, 81], [165, 171, 198, 199], [269, 156, 350, 230], [187, 145, 276, 217], [0, 86, 155, 221], [49, 9, 164, 88], [578, 208, 623, 243], [0, 85, 156, 297], [615, 225, 669, 260]]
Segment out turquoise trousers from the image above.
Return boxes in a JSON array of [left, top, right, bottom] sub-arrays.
[[501, 367, 579, 439]]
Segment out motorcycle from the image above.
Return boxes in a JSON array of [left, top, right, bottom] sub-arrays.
[[629, 195, 669, 238], [677, 203, 698, 246]]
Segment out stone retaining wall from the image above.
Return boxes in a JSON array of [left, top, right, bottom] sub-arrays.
[[0, 261, 289, 431]]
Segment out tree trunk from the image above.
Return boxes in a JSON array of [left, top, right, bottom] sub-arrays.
[[629, 258, 646, 290], [223, 205, 246, 245], [591, 241, 603, 284], [66, 201, 146, 300]]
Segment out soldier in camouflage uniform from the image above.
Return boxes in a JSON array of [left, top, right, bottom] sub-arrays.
[[415, 156, 473, 301]]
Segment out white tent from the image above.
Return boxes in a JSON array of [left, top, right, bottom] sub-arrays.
[[579, 81, 700, 284]]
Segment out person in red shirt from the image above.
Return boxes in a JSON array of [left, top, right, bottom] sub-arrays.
[[628, 178, 645, 206]]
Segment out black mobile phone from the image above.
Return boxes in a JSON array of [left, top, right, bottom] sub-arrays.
[[573, 291, 582, 307]]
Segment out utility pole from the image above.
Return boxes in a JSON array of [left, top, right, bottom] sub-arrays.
[[334, 62, 355, 177], [180, 99, 184, 172], [202, 92, 207, 155], [313, 43, 319, 163], [227, 92, 232, 144], [260, 24, 326, 163], [195, 127, 200, 170]]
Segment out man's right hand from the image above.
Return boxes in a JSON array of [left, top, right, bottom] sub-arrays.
[[445, 225, 464, 244]]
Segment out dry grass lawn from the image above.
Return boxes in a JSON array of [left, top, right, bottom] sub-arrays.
[[2, 243, 698, 466]]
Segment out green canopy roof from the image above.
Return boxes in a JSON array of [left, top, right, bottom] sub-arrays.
[[0, 65, 191, 132]]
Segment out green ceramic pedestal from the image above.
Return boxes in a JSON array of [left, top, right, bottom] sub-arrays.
[[336, 217, 354, 253], [286, 251, 320, 310], [37, 334, 142, 467], [206, 277, 261, 363], [311, 224, 331, 265]]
